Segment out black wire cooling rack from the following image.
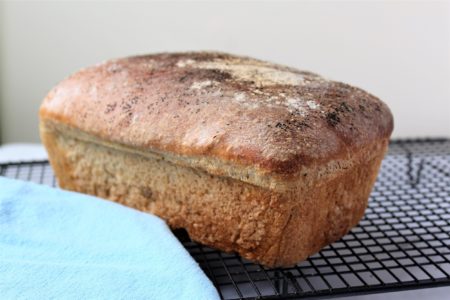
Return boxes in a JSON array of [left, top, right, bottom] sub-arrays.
[[1, 139, 450, 299]]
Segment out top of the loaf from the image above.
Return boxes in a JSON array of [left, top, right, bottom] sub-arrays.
[[40, 51, 393, 181]]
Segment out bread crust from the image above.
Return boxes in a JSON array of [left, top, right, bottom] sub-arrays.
[[39, 52, 393, 185], [39, 51, 393, 267]]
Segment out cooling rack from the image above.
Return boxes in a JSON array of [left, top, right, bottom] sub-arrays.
[[1, 139, 449, 299]]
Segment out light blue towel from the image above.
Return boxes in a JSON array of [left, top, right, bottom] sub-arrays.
[[0, 176, 219, 300]]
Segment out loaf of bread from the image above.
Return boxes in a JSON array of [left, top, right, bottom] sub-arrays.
[[39, 52, 393, 267]]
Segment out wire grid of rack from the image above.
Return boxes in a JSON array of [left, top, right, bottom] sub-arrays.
[[1, 139, 449, 299]]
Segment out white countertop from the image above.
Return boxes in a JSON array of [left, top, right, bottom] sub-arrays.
[[1, 143, 449, 299], [0, 143, 48, 163]]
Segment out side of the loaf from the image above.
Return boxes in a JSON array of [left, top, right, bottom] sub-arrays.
[[40, 119, 388, 267]]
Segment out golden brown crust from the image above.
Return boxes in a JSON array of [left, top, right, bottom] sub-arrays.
[[39, 51, 393, 181]]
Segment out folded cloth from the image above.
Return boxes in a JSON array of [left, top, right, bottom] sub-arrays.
[[0, 177, 219, 300]]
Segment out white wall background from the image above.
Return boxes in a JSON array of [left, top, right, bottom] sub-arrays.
[[1, 0, 449, 143]]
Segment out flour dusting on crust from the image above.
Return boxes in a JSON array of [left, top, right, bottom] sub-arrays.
[[174, 56, 328, 116], [195, 61, 306, 87], [190, 80, 215, 90]]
